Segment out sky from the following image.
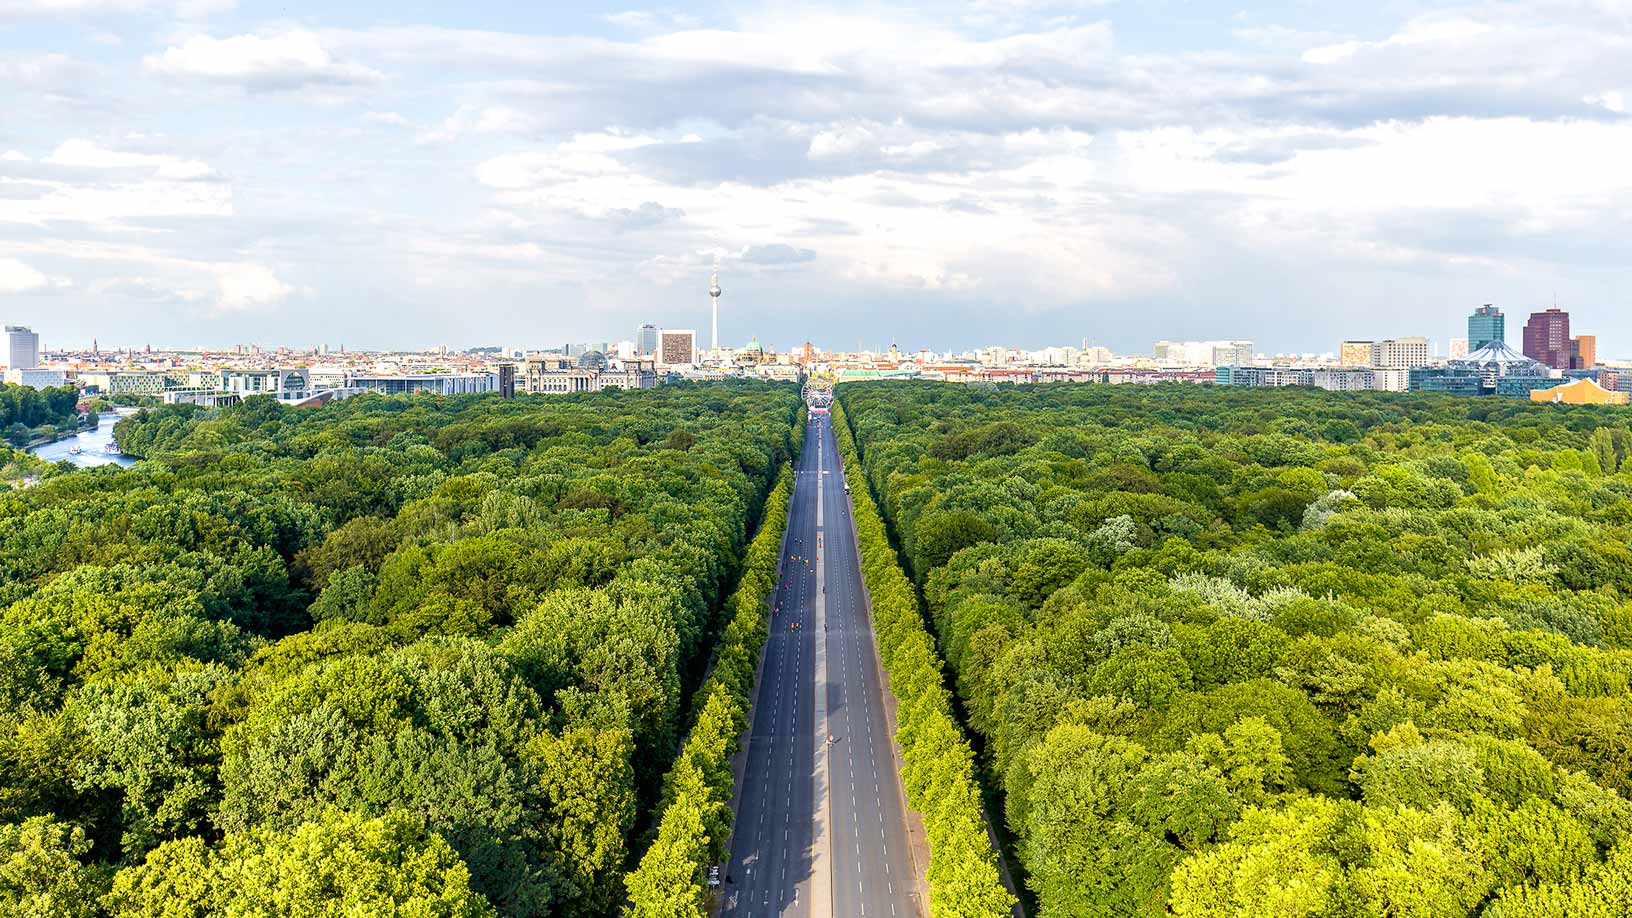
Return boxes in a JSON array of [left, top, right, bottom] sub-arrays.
[[1, 1, 1630, 356]]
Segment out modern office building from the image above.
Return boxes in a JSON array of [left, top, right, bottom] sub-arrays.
[[1310, 368, 1375, 391], [2, 368, 67, 388], [1216, 367, 1313, 387], [658, 329, 696, 367], [1216, 341, 1254, 366], [345, 373, 496, 396], [1372, 368, 1410, 392], [1220, 366, 1408, 393], [5, 326, 39, 370], [1523, 308, 1572, 369], [1448, 338, 1470, 359], [1339, 341, 1374, 367], [1468, 305, 1505, 350], [1571, 335, 1597, 370], [636, 323, 659, 357], [1373, 337, 1431, 369], [78, 370, 191, 396], [219, 368, 313, 399], [1343, 338, 1430, 369]]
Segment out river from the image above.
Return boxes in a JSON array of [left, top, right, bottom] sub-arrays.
[[29, 412, 138, 468]]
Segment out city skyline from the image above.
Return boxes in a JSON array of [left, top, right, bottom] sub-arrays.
[[3, 2, 1630, 352], [3, 275, 1623, 362]]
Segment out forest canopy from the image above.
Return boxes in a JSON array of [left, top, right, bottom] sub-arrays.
[[0, 382, 800, 917], [838, 381, 1632, 918]]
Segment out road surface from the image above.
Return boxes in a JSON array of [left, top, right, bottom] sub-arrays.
[[721, 411, 918, 918]]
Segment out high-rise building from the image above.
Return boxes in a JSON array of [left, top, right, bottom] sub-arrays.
[[5, 325, 39, 370], [1373, 337, 1430, 369], [1571, 335, 1597, 369], [1213, 341, 1254, 366], [1468, 305, 1504, 350], [658, 329, 696, 367], [1342, 338, 1429, 368], [1523, 308, 1572, 369], [1340, 341, 1374, 367], [636, 323, 658, 357], [1449, 338, 1470, 359]]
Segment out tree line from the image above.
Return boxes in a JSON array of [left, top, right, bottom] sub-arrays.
[[1, 382, 81, 447], [625, 465, 794, 917], [833, 399, 1017, 918], [0, 381, 802, 916], [837, 381, 1632, 918]]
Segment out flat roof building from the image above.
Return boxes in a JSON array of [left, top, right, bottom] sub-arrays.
[[6, 326, 39, 371], [346, 373, 496, 396], [1524, 308, 1572, 369], [1468, 305, 1504, 350], [658, 329, 696, 368]]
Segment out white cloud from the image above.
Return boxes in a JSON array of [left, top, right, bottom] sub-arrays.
[[0, 150, 28, 162], [1, 141, 230, 226], [214, 262, 292, 311], [1586, 90, 1627, 114], [363, 110, 412, 128], [45, 139, 215, 179], [475, 131, 664, 189], [8, 2, 1632, 349], [0, 258, 53, 293], [603, 10, 700, 31], [414, 104, 550, 144], [7, 240, 289, 314], [144, 31, 380, 90]]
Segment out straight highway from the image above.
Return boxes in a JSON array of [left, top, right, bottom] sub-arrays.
[[721, 410, 918, 918]]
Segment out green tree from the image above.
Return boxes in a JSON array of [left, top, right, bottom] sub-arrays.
[[0, 817, 108, 918], [106, 810, 495, 918]]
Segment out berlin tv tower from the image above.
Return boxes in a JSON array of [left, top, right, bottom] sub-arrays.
[[709, 268, 722, 353]]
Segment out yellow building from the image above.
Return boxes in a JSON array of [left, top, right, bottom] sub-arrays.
[[1529, 377, 1630, 406], [1339, 341, 1374, 367]]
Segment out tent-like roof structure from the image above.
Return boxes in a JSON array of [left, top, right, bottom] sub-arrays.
[[1449, 341, 1547, 376]]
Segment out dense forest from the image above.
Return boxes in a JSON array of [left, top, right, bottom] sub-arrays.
[[2, 382, 83, 447], [838, 381, 1632, 918], [0, 382, 801, 916]]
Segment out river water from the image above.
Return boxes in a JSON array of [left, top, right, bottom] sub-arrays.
[[29, 412, 138, 468]]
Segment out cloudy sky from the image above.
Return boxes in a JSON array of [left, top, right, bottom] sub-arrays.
[[1, 1, 1629, 355]]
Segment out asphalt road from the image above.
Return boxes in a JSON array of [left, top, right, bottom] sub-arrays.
[[722, 412, 917, 918]]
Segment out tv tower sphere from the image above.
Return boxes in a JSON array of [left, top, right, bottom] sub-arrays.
[[709, 270, 722, 352]]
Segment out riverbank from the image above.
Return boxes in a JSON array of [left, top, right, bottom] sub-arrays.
[[21, 419, 98, 450], [28, 412, 138, 468]]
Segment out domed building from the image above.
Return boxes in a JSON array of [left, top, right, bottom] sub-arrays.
[[1450, 341, 1546, 380], [736, 335, 774, 366], [1412, 341, 1558, 397]]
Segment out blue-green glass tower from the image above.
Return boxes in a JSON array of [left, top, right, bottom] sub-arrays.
[[1468, 304, 1504, 350]]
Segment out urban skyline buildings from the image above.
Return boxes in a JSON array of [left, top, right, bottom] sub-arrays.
[[6, 326, 39, 372], [1524, 308, 1572, 370], [1469, 306, 1505, 350], [6, 283, 1621, 378]]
